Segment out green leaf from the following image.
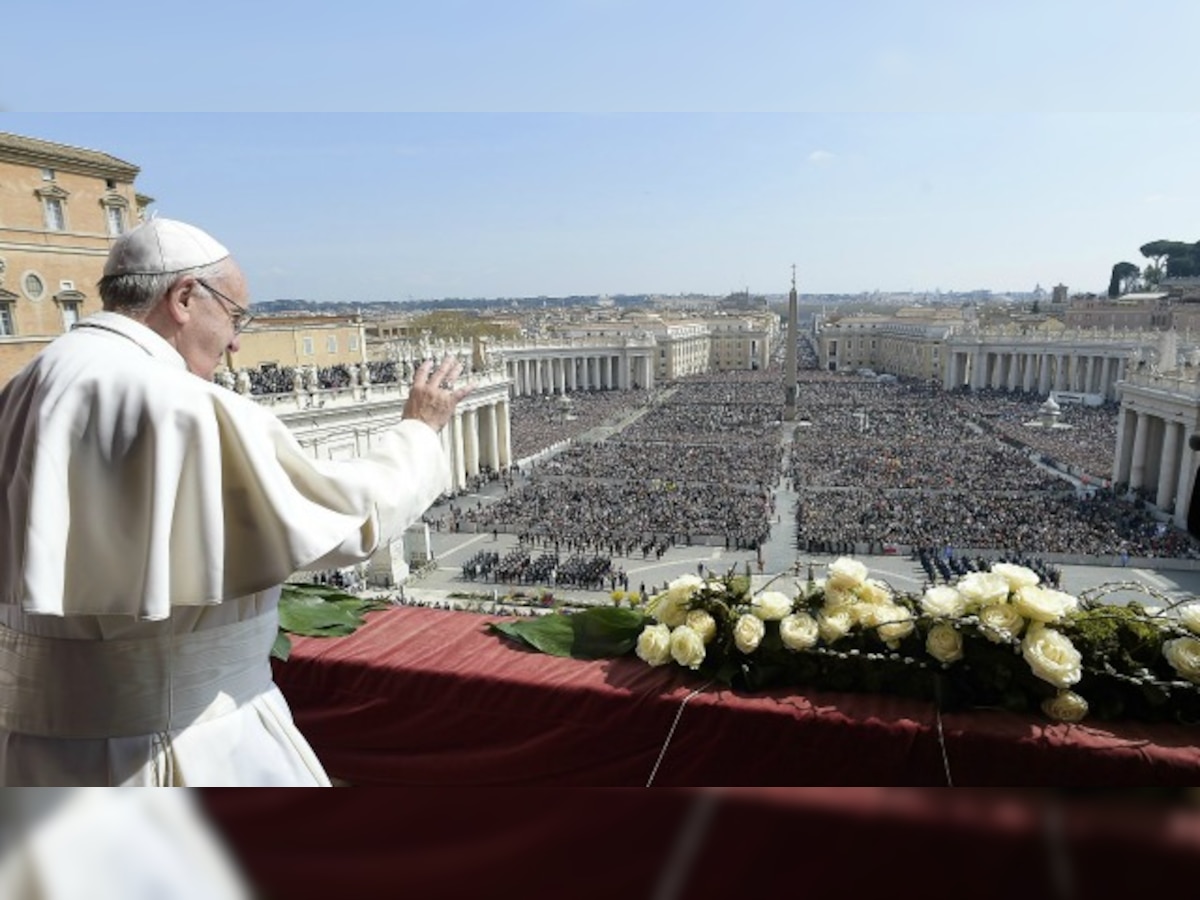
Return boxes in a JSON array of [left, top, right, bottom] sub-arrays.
[[490, 615, 576, 657], [271, 630, 292, 661], [278, 594, 367, 636], [570, 607, 646, 658]]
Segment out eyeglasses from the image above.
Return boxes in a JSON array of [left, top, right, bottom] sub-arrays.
[[195, 277, 254, 333]]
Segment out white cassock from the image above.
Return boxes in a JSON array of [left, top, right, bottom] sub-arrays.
[[0, 312, 450, 785]]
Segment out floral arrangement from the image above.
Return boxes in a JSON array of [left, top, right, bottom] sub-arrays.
[[492, 557, 1200, 724]]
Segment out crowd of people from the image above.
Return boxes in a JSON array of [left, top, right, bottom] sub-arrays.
[[216, 360, 405, 395], [507, 389, 655, 460], [466, 376, 782, 558], [789, 373, 1197, 559], [459, 546, 622, 591]]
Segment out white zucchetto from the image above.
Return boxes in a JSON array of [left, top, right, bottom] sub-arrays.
[[103, 218, 230, 277]]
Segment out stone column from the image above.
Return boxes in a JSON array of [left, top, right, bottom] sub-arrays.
[[1129, 412, 1150, 491], [486, 401, 501, 470], [498, 397, 512, 467], [1174, 432, 1197, 529], [464, 407, 479, 479], [1157, 420, 1182, 510], [451, 410, 466, 491]]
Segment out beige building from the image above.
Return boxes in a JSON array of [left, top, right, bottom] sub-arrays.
[[0, 132, 149, 385], [707, 312, 775, 372], [1064, 293, 1172, 331], [817, 308, 964, 378], [223, 314, 367, 374]]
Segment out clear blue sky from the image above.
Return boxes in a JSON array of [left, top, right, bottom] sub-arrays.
[[3, 2, 1197, 303]]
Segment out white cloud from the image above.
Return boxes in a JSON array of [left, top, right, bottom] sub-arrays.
[[808, 149, 835, 164]]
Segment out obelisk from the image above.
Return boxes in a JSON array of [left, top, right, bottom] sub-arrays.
[[783, 265, 798, 421]]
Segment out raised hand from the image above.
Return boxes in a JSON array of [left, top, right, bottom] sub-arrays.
[[403, 354, 473, 433]]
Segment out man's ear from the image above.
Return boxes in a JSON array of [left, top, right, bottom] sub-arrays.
[[162, 276, 196, 326]]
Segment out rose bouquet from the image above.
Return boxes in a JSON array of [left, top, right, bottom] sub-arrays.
[[492, 557, 1200, 724]]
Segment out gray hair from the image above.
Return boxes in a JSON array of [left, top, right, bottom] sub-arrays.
[[98, 260, 230, 313]]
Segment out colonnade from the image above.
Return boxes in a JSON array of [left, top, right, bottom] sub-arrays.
[[1113, 372, 1200, 529], [944, 348, 1128, 399], [504, 350, 654, 396], [440, 392, 514, 492]]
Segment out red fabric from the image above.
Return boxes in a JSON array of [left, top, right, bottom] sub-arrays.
[[271, 606, 1200, 786], [202, 788, 1200, 899]]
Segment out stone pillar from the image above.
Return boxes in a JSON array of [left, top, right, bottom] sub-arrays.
[[1113, 407, 1133, 485], [1175, 432, 1197, 530], [464, 407, 479, 479], [1157, 420, 1182, 511], [486, 402, 501, 470], [498, 397, 512, 467], [451, 410, 466, 490], [1129, 412, 1150, 491]]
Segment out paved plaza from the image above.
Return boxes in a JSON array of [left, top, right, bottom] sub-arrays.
[[404, 454, 1200, 613]]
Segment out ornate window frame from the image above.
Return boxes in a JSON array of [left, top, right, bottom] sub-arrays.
[[100, 190, 130, 236], [0, 287, 17, 336], [35, 183, 69, 232], [21, 271, 46, 301], [54, 287, 86, 329]]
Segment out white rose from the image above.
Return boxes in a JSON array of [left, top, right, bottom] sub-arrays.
[[827, 557, 868, 591], [1012, 585, 1079, 624], [990, 563, 1041, 592], [977, 603, 1026, 644], [921, 585, 966, 619], [752, 590, 794, 621], [1042, 690, 1089, 723], [669, 625, 707, 670], [635, 623, 672, 666], [822, 586, 857, 611], [926, 623, 964, 664], [955, 572, 1010, 609], [1163, 636, 1200, 684], [1178, 603, 1200, 635], [1021, 625, 1082, 689], [733, 613, 765, 654], [857, 578, 893, 606], [647, 574, 704, 627], [874, 604, 915, 643], [780, 612, 819, 651], [817, 607, 854, 644], [685, 609, 718, 644]]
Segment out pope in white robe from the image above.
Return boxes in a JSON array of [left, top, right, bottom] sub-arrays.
[[0, 218, 469, 786]]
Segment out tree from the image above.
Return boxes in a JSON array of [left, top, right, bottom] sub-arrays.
[[1108, 261, 1140, 298], [1139, 239, 1200, 278]]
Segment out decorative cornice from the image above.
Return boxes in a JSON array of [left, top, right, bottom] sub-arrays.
[[0, 132, 139, 181]]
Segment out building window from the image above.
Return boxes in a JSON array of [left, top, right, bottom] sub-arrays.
[[43, 197, 66, 231], [0, 302, 13, 335], [60, 301, 81, 329], [41, 168, 54, 181], [106, 205, 126, 236], [302, 337, 314, 355], [326, 336, 338, 353], [23, 273, 45, 300], [349, 336, 360, 351]]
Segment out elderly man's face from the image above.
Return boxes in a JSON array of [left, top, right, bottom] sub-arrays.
[[176, 262, 249, 379]]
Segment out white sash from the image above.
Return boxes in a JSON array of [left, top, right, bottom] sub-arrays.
[[0, 612, 276, 739]]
